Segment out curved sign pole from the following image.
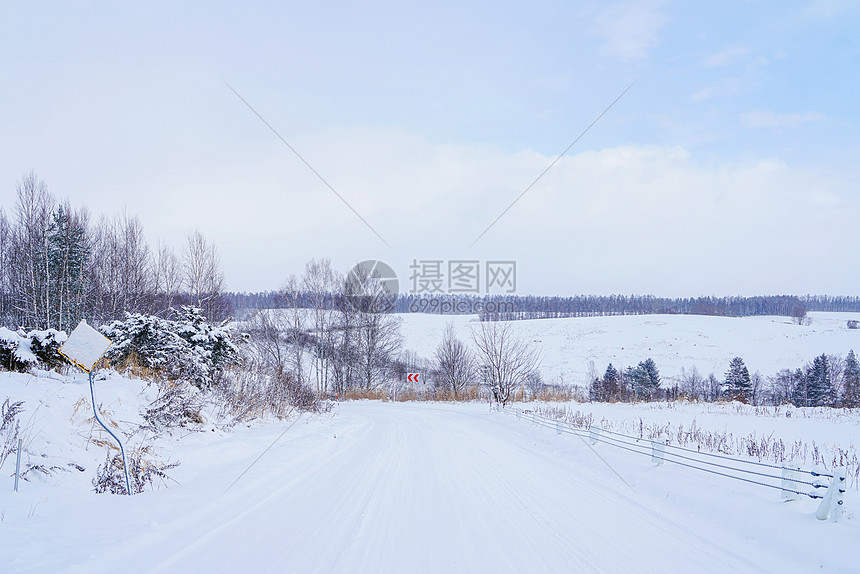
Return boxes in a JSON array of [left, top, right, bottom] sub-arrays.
[[59, 320, 131, 496]]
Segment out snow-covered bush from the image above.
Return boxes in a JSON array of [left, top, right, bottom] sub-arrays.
[[92, 447, 179, 495], [214, 361, 322, 423], [142, 382, 204, 432], [0, 327, 67, 372], [27, 329, 68, 369], [100, 307, 238, 388]]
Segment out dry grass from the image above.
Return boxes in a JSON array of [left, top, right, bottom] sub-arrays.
[[340, 389, 388, 401], [536, 403, 860, 489], [110, 351, 163, 383]]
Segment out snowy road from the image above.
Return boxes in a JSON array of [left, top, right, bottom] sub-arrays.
[[32, 401, 769, 573], [9, 401, 850, 573]]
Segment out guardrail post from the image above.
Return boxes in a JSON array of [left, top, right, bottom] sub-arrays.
[[781, 466, 801, 501], [516, 408, 521, 420], [816, 468, 847, 522], [590, 427, 600, 445], [14, 438, 22, 492], [651, 440, 666, 466], [556, 419, 561, 434]]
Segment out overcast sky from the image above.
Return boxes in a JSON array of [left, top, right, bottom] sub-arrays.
[[2, 1, 858, 297]]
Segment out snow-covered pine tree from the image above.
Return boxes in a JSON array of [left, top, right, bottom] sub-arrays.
[[638, 358, 660, 399], [723, 356, 751, 402], [603, 363, 620, 400], [623, 365, 644, 400], [806, 354, 832, 406], [843, 350, 860, 408], [588, 376, 603, 402], [100, 308, 238, 388], [47, 204, 89, 332], [790, 367, 809, 407]]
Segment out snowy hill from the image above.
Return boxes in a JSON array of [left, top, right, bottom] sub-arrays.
[[397, 311, 860, 385]]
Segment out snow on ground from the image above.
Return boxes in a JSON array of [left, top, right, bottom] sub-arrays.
[[527, 399, 860, 490], [1, 370, 858, 573], [3, 311, 860, 572], [535, 399, 860, 450], [397, 311, 860, 385]]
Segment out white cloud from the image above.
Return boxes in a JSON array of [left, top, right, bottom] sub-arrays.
[[740, 110, 826, 128], [6, 120, 853, 295], [126, 128, 854, 296], [690, 78, 743, 102], [593, 0, 668, 61], [704, 46, 749, 67], [805, 0, 858, 18]]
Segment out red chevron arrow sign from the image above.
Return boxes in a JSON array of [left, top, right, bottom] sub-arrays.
[[406, 372, 420, 383]]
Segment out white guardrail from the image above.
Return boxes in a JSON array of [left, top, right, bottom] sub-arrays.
[[503, 406, 846, 522]]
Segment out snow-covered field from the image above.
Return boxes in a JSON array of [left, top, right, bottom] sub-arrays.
[[2, 311, 860, 572], [398, 311, 860, 385], [1, 369, 859, 573]]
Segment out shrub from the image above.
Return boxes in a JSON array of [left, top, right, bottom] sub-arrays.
[[141, 382, 204, 432], [0, 398, 24, 470], [0, 327, 67, 372], [92, 447, 179, 495], [100, 307, 238, 388]]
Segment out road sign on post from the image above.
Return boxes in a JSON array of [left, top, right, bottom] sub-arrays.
[[406, 372, 420, 383], [58, 319, 111, 373], [59, 321, 132, 496]]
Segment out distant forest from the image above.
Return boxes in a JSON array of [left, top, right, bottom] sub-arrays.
[[225, 292, 860, 321]]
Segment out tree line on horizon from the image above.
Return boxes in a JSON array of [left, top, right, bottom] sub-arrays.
[[223, 291, 860, 321]]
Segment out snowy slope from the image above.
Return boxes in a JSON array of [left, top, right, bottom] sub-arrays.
[[397, 311, 860, 385], [0, 370, 158, 492], [1, 400, 857, 573]]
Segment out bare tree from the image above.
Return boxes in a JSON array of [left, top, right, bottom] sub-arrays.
[[9, 172, 54, 328], [750, 371, 764, 405], [182, 230, 224, 320], [791, 303, 809, 326], [281, 274, 311, 387], [355, 310, 402, 391], [434, 322, 476, 399], [339, 263, 402, 392], [90, 212, 153, 321], [0, 208, 12, 324], [153, 241, 182, 313], [471, 321, 540, 406], [680, 365, 705, 400], [705, 373, 722, 402], [247, 308, 291, 376], [302, 259, 340, 394]]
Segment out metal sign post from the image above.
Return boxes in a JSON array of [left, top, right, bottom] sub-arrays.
[[88, 369, 132, 495], [406, 372, 420, 402], [59, 320, 131, 496]]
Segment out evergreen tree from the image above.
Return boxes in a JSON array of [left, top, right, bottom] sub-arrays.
[[623, 365, 645, 399], [723, 356, 752, 402], [588, 376, 604, 402], [47, 204, 89, 331], [638, 358, 660, 399], [603, 363, 620, 400], [623, 359, 660, 400], [790, 367, 809, 407], [843, 350, 860, 408], [806, 354, 832, 406]]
